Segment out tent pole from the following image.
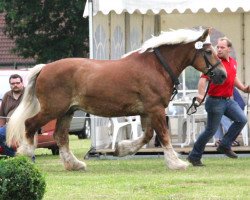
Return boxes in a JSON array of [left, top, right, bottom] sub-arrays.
[[88, 0, 94, 59]]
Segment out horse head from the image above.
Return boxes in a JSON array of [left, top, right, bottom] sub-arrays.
[[190, 29, 227, 84]]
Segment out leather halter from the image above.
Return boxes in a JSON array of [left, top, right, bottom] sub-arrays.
[[187, 49, 222, 115], [154, 48, 179, 100], [153, 46, 221, 102], [191, 49, 222, 77]]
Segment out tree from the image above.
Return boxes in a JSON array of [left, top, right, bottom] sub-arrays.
[[1, 0, 88, 63]]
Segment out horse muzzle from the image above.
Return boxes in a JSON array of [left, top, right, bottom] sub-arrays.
[[209, 67, 227, 84]]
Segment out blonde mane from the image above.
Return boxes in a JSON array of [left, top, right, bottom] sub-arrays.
[[123, 29, 204, 57]]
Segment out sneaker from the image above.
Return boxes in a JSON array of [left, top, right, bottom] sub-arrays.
[[187, 157, 205, 167], [216, 145, 238, 159]]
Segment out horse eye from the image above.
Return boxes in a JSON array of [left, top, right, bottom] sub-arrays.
[[205, 50, 212, 55]]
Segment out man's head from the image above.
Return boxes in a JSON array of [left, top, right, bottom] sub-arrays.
[[9, 74, 24, 94], [216, 37, 232, 60]]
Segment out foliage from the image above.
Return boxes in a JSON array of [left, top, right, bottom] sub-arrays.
[[0, 2, 4, 12], [0, 156, 46, 200], [1, 0, 88, 63]]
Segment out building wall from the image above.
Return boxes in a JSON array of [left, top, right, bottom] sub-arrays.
[[160, 13, 245, 82], [93, 12, 155, 60], [91, 11, 250, 147], [244, 13, 250, 86], [91, 12, 156, 148], [92, 11, 249, 82], [160, 12, 250, 122]]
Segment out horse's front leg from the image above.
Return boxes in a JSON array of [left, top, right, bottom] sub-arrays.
[[114, 116, 154, 156], [151, 109, 189, 170], [54, 114, 86, 171]]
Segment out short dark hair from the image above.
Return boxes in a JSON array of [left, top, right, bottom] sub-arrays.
[[9, 74, 23, 83], [218, 37, 232, 48]]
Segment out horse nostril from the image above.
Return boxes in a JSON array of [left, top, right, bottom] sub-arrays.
[[221, 74, 227, 80]]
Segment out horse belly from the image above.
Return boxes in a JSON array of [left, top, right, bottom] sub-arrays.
[[80, 96, 144, 117]]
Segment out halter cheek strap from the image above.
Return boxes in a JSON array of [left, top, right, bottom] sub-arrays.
[[192, 49, 222, 77], [154, 48, 180, 100], [203, 54, 221, 76]]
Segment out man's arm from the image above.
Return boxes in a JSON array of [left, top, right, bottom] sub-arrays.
[[0, 94, 7, 126], [234, 77, 250, 93], [196, 77, 209, 103], [0, 107, 6, 126]]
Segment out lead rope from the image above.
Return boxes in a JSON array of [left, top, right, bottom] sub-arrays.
[[187, 80, 211, 115]]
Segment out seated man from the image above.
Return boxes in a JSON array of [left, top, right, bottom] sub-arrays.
[[0, 74, 25, 157]]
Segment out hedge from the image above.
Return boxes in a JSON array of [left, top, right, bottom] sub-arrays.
[[0, 156, 46, 200]]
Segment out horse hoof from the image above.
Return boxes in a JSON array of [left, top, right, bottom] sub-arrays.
[[78, 161, 87, 170], [113, 142, 128, 157], [17, 145, 34, 157], [168, 160, 189, 170], [65, 161, 87, 171], [113, 147, 121, 157], [113, 144, 129, 157]]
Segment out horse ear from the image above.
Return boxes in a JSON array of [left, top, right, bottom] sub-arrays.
[[198, 28, 210, 42]]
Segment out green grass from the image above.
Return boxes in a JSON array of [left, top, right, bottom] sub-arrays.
[[34, 136, 250, 200]]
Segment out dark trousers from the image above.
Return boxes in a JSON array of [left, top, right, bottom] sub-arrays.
[[0, 126, 15, 157]]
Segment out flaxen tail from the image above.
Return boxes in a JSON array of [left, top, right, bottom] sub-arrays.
[[6, 64, 45, 147]]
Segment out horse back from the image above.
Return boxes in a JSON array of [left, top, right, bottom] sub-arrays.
[[35, 56, 171, 117]]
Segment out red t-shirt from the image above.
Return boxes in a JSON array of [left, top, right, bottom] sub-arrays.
[[201, 57, 237, 97]]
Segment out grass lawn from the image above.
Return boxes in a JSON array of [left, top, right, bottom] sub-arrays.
[[35, 136, 250, 200]]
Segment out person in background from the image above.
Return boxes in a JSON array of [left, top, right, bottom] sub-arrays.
[[214, 87, 246, 147], [187, 37, 250, 166], [0, 74, 24, 156]]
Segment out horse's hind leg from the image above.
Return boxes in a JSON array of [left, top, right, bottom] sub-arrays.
[[114, 116, 154, 156], [151, 109, 188, 170], [18, 112, 52, 157], [54, 114, 86, 171]]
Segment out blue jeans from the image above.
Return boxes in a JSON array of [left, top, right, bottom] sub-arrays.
[[0, 126, 15, 157], [188, 97, 247, 161], [214, 115, 232, 140]]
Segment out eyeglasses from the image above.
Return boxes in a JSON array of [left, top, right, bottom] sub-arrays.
[[10, 82, 21, 85]]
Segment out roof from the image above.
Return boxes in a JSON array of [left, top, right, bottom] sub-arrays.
[[83, 0, 250, 17], [0, 13, 35, 67]]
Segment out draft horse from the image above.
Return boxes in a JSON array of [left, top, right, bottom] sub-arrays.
[[7, 28, 226, 171]]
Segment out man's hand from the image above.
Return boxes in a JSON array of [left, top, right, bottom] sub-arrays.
[[196, 94, 205, 103], [243, 85, 250, 93]]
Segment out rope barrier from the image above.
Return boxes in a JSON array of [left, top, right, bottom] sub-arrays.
[[1, 109, 250, 120]]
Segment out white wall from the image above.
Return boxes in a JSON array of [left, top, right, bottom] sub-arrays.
[[244, 13, 250, 86], [160, 13, 244, 80]]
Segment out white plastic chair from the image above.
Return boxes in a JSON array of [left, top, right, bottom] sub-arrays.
[[125, 116, 146, 148], [110, 117, 131, 149], [126, 116, 142, 140], [110, 116, 142, 149]]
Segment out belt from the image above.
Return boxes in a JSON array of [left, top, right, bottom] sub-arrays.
[[209, 96, 231, 100]]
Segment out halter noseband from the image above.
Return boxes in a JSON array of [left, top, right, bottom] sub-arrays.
[[191, 49, 222, 78]]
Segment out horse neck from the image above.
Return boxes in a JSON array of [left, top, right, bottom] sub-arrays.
[[157, 44, 193, 77]]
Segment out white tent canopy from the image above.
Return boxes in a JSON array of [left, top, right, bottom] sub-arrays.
[[84, 0, 250, 17]]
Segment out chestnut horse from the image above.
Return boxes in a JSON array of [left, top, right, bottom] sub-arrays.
[[7, 28, 226, 171]]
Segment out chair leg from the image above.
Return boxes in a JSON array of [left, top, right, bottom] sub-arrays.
[[111, 127, 119, 149], [131, 123, 139, 140]]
